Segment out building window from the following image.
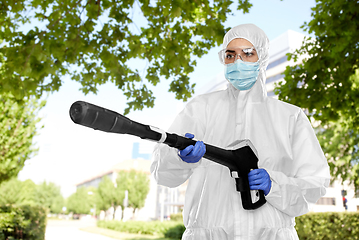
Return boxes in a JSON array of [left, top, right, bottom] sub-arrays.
[[316, 197, 336, 206], [266, 55, 288, 70]]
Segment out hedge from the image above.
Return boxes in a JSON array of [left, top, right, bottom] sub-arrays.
[[163, 224, 186, 239], [98, 212, 359, 240], [0, 204, 47, 240], [295, 212, 359, 239], [97, 220, 183, 238]]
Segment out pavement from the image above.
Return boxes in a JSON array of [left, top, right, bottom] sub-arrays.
[[45, 218, 116, 240]]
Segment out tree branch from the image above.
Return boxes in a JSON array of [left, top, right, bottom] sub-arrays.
[[47, 0, 83, 30]]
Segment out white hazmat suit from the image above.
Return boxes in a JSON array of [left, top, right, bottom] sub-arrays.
[[150, 24, 330, 240]]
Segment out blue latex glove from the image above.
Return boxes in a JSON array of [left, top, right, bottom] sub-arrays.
[[248, 168, 272, 196], [178, 133, 206, 163]]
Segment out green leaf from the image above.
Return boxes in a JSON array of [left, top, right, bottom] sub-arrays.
[[275, 0, 359, 189], [1, 0, 254, 114]]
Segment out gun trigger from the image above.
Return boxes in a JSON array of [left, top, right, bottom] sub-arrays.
[[231, 171, 239, 178]]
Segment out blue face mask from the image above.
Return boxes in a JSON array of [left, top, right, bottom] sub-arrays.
[[225, 60, 260, 91]]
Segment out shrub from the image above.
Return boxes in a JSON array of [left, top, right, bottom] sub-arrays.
[[295, 212, 359, 240], [98, 220, 182, 237], [98, 212, 359, 239], [0, 204, 47, 240], [164, 224, 186, 239]]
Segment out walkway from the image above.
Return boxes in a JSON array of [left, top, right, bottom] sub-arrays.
[[45, 218, 116, 240]]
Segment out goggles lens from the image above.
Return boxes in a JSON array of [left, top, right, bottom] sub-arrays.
[[218, 46, 259, 64]]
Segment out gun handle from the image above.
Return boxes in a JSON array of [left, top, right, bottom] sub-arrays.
[[233, 175, 266, 210]]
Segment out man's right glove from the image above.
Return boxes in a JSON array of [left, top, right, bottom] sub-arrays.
[[178, 133, 206, 163]]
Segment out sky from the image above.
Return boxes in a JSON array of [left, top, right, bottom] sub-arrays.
[[18, 0, 317, 197]]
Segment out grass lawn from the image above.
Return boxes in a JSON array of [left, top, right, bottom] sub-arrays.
[[80, 226, 175, 240]]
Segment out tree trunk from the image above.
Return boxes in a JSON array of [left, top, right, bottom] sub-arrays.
[[121, 206, 124, 221], [132, 208, 136, 220], [112, 205, 116, 220]]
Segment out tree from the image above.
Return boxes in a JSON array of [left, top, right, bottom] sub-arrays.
[[66, 186, 92, 215], [96, 175, 122, 219], [0, 93, 44, 184], [275, 0, 359, 187], [34, 181, 65, 214], [116, 170, 149, 219], [0, 0, 253, 114], [95, 171, 150, 220], [86, 186, 97, 215], [0, 179, 65, 214], [115, 170, 150, 220], [315, 116, 359, 189], [0, 178, 37, 205]]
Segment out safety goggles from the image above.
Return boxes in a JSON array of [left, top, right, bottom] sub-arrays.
[[218, 46, 260, 64]]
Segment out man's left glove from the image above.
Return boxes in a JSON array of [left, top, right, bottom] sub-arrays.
[[248, 168, 272, 196]]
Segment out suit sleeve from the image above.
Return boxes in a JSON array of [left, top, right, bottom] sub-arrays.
[[265, 110, 331, 217], [150, 97, 207, 188]]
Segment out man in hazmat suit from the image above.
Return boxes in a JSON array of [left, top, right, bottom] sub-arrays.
[[150, 23, 330, 240]]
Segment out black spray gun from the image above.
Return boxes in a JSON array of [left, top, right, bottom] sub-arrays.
[[69, 101, 266, 210]]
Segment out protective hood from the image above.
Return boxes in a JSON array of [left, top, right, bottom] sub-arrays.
[[222, 24, 270, 101]]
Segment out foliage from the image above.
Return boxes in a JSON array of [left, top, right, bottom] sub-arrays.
[[315, 115, 359, 188], [295, 212, 359, 239], [86, 186, 97, 214], [97, 220, 182, 237], [0, 93, 45, 184], [96, 175, 119, 217], [163, 224, 185, 239], [116, 170, 150, 216], [275, 0, 359, 187], [0, 204, 47, 240], [66, 186, 93, 215], [0, 178, 36, 206], [0, 178, 65, 215], [99, 212, 359, 239], [34, 181, 65, 214], [0, 0, 254, 114], [96, 171, 150, 220]]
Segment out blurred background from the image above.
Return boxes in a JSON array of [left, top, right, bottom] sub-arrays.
[[1, 0, 358, 239]]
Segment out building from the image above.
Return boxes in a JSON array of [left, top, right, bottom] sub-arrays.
[[76, 141, 184, 221], [76, 142, 153, 189]]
